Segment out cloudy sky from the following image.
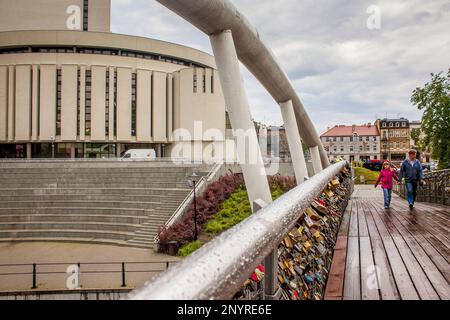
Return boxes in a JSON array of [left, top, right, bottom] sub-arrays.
[[111, 0, 450, 134]]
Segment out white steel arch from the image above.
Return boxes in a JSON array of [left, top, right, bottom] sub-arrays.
[[157, 0, 330, 169]]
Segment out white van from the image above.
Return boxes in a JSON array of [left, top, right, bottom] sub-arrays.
[[121, 149, 156, 160]]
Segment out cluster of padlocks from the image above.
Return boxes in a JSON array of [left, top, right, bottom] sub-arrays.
[[234, 165, 352, 300]]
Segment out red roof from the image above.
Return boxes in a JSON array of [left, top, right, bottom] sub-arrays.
[[321, 125, 379, 137]]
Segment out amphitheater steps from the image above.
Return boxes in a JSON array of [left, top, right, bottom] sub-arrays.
[[0, 161, 211, 248]]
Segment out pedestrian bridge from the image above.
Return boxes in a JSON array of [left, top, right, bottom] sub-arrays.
[[127, 0, 449, 300], [130, 163, 449, 300]]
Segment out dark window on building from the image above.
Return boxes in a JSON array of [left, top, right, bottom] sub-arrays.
[[77, 68, 81, 136], [1, 46, 201, 68], [193, 73, 197, 93], [203, 73, 206, 93], [131, 73, 137, 136], [340, 137, 344, 142], [56, 68, 62, 136], [83, 0, 89, 31], [105, 70, 110, 136], [211, 73, 214, 93], [85, 70, 92, 136], [114, 71, 117, 137]]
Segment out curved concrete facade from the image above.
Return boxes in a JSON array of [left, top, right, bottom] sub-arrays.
[[0, 30, 225, 158], [157, 0, 329, 168]]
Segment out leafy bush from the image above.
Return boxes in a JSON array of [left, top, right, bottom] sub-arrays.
[[177, 240, 203, 257], [204, 185, 287, 235], [204, 188, 251, 234], [158, 173, 244, 248], [158, 172, 296, 254]]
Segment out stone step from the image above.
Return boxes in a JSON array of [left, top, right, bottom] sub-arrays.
[[0, 229, 137, 241], [0, 222, 142, 232], [0, 188, 190, 196], [0, 237, 151, 249], [0, 169, 203, 176], [127, 239, 154, 246], [0, 165, 195, 171], [0, 175, 188, 184], [1, 183, 188, 189], [0, 212, 170, 225], [0, 200, 180, 210], [0, 214, 150, 224], [0, 194, 186, 202], [0, 207, 156, 216]]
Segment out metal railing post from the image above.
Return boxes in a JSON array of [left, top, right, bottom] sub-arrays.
[[121, 262, 126, 287], [252, 199, 280, 300], [31, 263, 37, 289], [77, 262, 81, 288]]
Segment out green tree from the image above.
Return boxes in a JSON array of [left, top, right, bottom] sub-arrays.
[[411, 69, 450, 169], [410, 128, 423, 151]]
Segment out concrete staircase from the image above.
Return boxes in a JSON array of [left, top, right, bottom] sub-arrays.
[[0, 160, 212, 248]]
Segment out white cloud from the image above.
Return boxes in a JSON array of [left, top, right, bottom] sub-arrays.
[[111, 0, 450, 133]]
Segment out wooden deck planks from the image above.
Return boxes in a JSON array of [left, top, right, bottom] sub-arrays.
[[325, 185, 450, 300], [363, 206, 400, 300], [386, 207, 450, 299], [325, 201, 352, 300], [343, 236, 360, 300], [369, 202, 440, 300]]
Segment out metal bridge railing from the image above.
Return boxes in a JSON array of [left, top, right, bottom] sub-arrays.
[[393, 169, 450, 205], [129, 161, 347, 300], [0, 260, 177, 290]]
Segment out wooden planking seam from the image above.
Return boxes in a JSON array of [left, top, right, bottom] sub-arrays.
[[387, 206, 450, 299], [367, 200, 417, 299], [386, 205, 450, 283], [363, 202, 400, 300], [369, 202, 440, 300]]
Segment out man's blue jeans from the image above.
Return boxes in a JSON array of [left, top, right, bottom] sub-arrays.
[[406, 181, 418, 205], [383, 188, 392, 207]]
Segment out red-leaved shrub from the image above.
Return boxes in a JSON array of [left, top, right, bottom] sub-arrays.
[[158, 173, 295, 253]]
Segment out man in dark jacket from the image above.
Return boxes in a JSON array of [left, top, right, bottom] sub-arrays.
[[398, 149, 425, 210]]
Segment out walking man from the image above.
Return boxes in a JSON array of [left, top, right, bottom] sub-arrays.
[[398, 149, 425, 210]]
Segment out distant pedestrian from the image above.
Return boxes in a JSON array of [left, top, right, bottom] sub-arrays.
[[398, 149, 425, 210], [375, 161, 400, 209]]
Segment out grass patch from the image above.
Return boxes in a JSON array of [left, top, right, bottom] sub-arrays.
[[204, 186, 285, 235], [177, 240, 203, 257], [353, 166, 379, 185]]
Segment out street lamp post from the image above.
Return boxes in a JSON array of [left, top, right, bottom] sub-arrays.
[[188, 172, 199, 241]]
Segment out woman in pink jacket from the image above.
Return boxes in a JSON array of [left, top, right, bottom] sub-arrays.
[[375, 161, 400, 209]]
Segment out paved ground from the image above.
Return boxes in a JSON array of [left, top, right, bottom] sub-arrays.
[[325, 185, 450, 300], [0, 242, 178, 291]]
